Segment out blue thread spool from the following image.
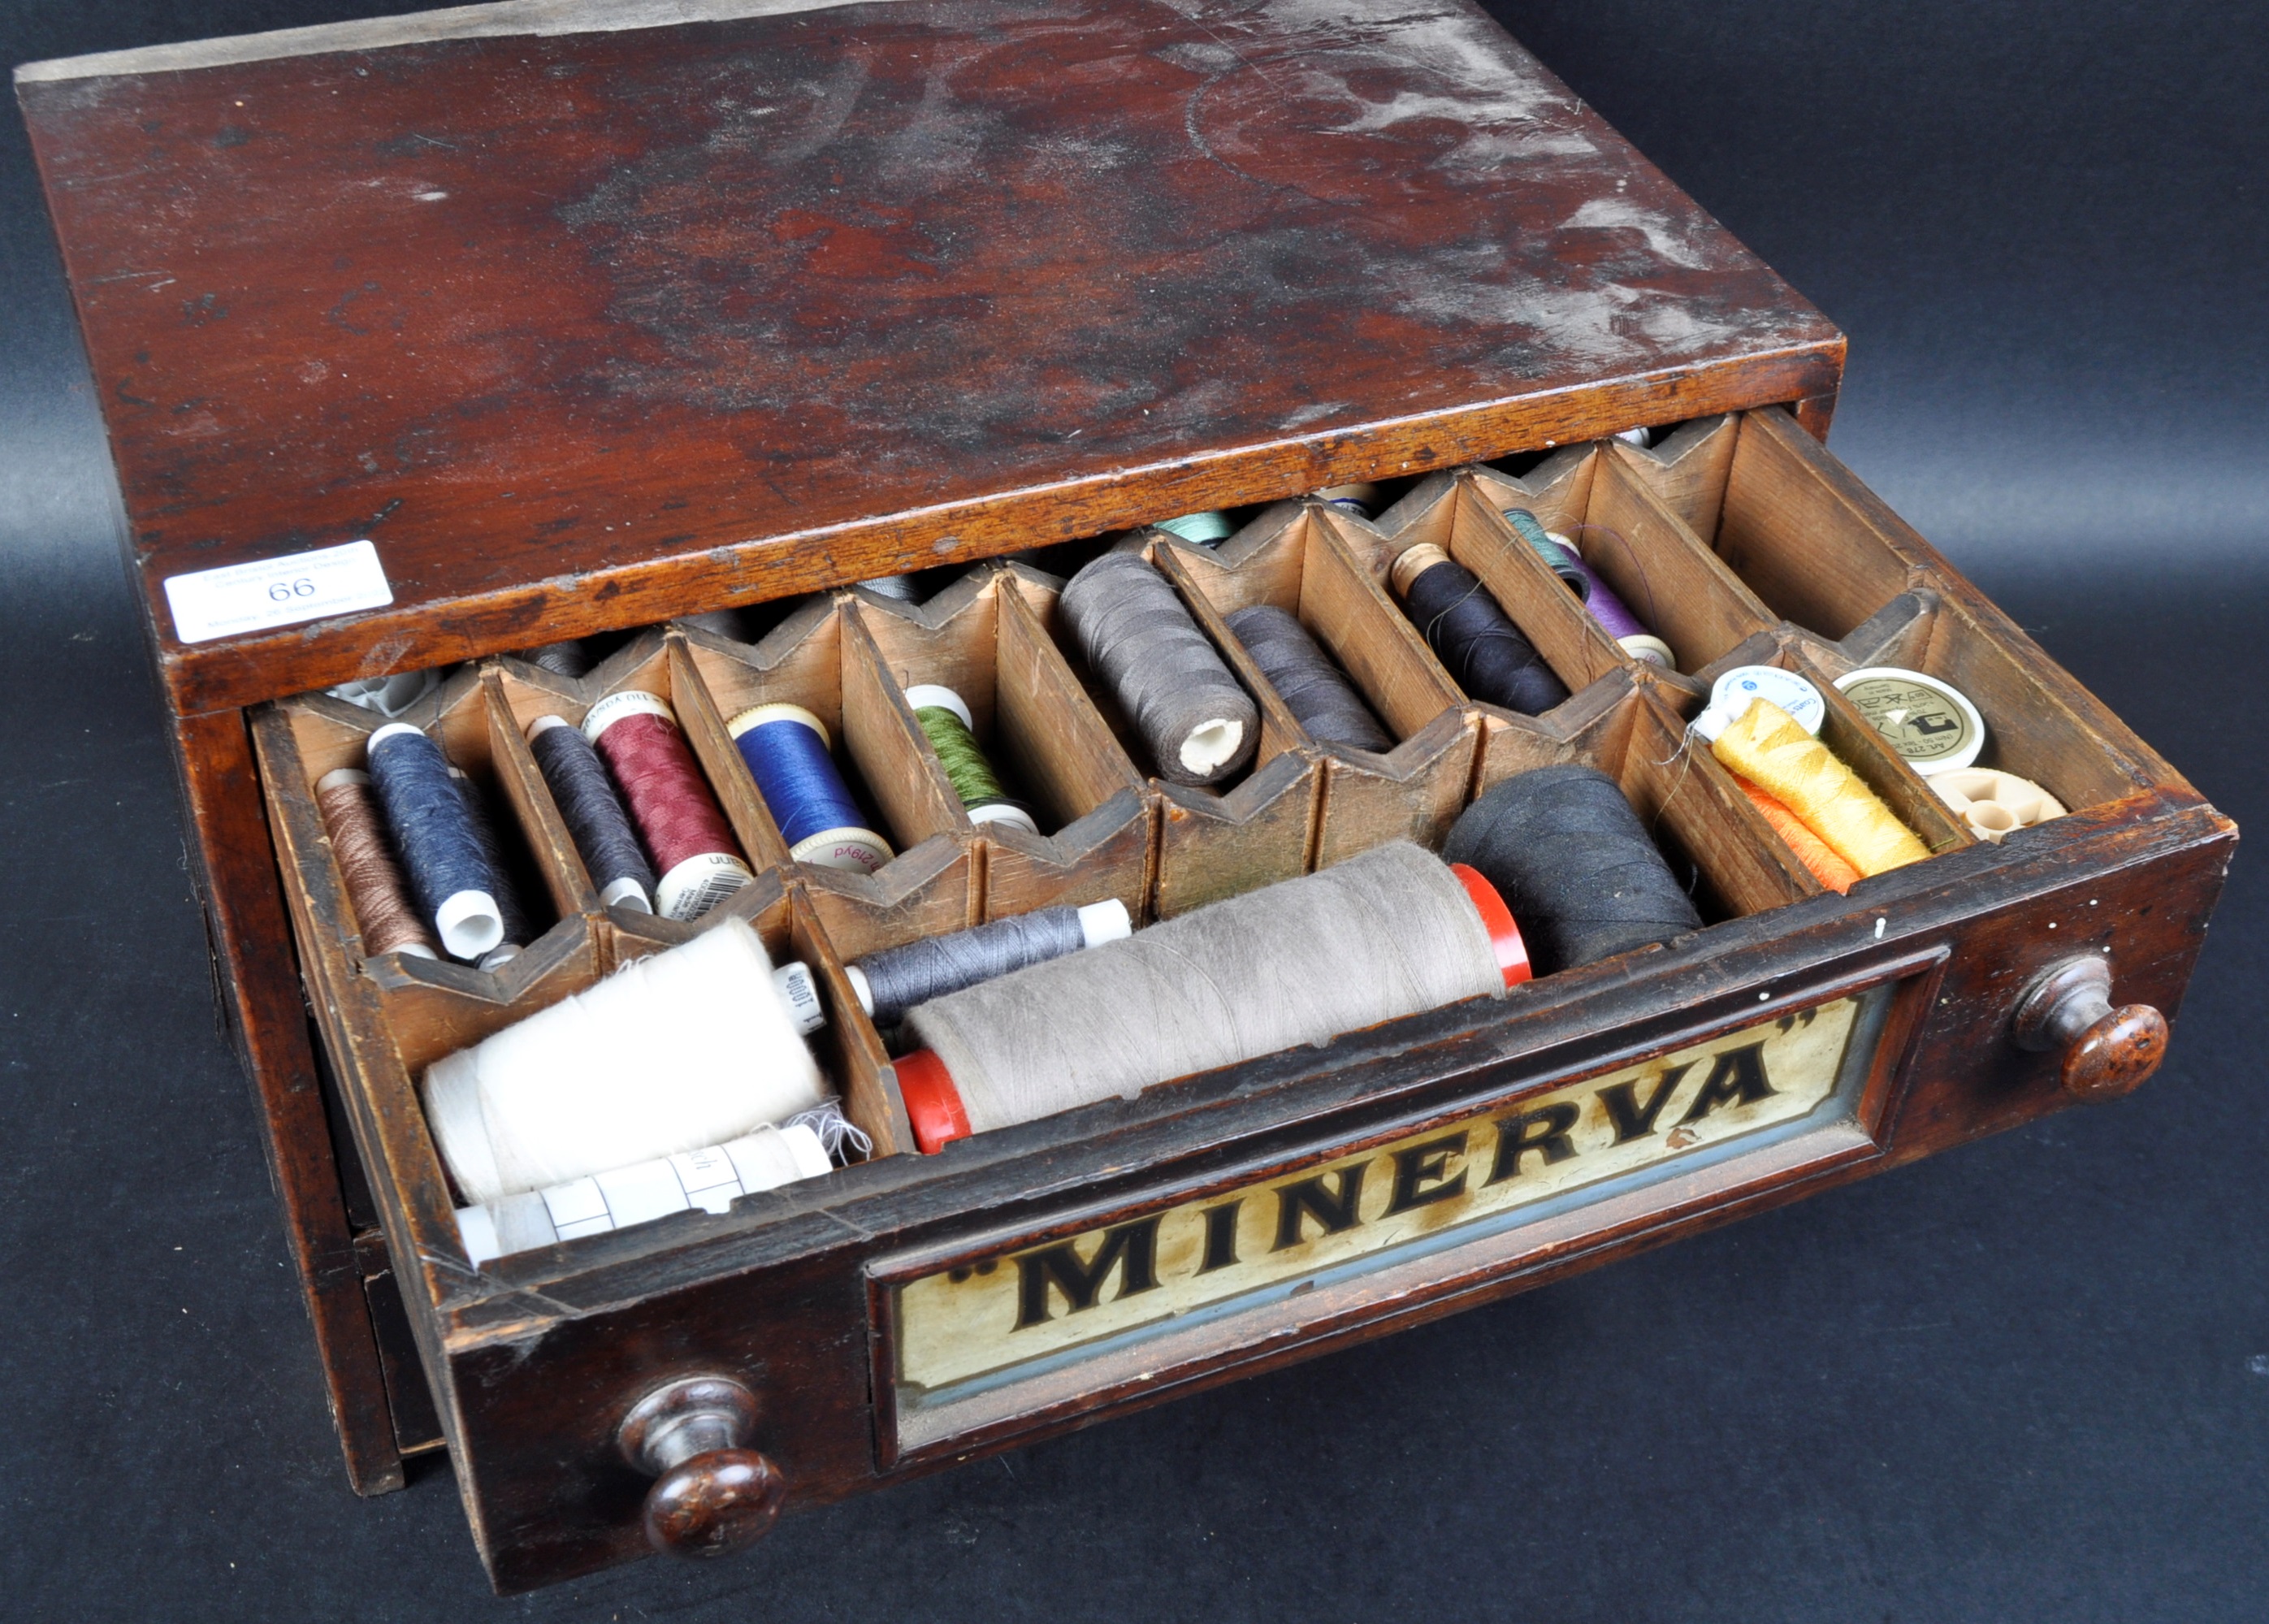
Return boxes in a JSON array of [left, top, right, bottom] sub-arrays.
[[726, 704, 894, 873], [364, 722, 506, 961]]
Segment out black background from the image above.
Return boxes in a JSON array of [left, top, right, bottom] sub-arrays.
[[4, 2, 2266, 1618]]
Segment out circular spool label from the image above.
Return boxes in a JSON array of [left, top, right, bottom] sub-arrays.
[[1834, 667, 1985, 775], [655, 851, 754, 920], [787, 825, 893, 873], [1704, 665, 1825, 737], [582, 688, 676, 743]]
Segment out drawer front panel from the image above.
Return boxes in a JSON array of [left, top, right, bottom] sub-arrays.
[[871, 966, 1922, 1465]]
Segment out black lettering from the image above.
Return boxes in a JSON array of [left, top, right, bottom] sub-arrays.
[[1596, 1063, 1695, 1144], [1676, 1042, 1778, 1124], [1272, 1166, 1369, 1250], [1197, 1201, 1244, 1274], [1486, 1101, 1580, 1184], [1384, 1132, 1470, 1215], [1012, 1217, 1163, 1329]]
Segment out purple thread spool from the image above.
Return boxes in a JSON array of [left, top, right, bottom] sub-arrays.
[[1502, 509, 1677, 670]]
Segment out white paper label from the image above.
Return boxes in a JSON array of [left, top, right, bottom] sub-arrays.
[[162, 539, 392, 644]]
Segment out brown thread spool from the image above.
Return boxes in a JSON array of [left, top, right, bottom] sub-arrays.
[[316, 768, 436, 959]]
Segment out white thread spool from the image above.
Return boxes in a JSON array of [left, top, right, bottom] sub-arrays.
[[422, 916, 827, 1205], [1690, 665, 1825, 742], [454, 1122, 833, 1266]]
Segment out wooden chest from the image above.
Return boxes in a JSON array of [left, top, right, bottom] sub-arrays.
[[18, 0, 2233, 1593]]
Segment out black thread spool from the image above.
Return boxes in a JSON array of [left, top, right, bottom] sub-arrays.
[[1443, 764, 1701, 974], [1390, 544, 1569, 716], [526, 715, 658, 913], [1223, 605, 1393, 753]]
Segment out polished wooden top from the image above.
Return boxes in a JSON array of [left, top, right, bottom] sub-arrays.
[[20, 0, 1842, 711]]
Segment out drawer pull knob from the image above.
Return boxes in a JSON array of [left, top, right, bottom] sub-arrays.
[[2012, 955, 2167, 1101], [617, 1376, 786, 1558]]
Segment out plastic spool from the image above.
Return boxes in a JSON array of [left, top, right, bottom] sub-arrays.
[[894, 847, 1529, 1153], [1834, 666, 1986, 776], [1155, 511, 1234, 546], [842, 899, 1132, 1023], [725, 703, 894, 873], [581, 691, 756, 920], [1931, 767, 2066, 844], [903, 684, 1040, 835], [1314, 482, 1383, 520], [1690, 665, 1825, 742], [422, 916, 828, 1205], [328, 666, 440, 717], [365, 722, 506, 961], [454, 1122, 834, 1266]]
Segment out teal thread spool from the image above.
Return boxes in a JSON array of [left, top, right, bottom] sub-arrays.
[[1154, 510, 1234, 547], [904, 685, 1040, 836]]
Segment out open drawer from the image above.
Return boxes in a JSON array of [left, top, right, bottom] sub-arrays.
[[249, 409, 2229, 1589]]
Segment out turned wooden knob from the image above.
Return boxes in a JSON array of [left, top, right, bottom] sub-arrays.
[[617, 1376, 786, 1558], [2012, 955, 2168, 1101]]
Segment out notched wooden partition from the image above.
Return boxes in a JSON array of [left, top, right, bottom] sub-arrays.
[[255, 666, 600, 1068], [1608, 415, 1741, 540], [1713, 409, 1933, 639], [673, 598, 977, 959], [1782, 593, 2163, 834], [851, 568, 1155, 926], [1162, 505, 1480, 868], [1012, 548, 1323, 920]]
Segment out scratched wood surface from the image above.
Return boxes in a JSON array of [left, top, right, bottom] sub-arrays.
[[19, 0, 1842, 713]]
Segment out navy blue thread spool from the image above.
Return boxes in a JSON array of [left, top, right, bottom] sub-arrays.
[[1313, 482, 1384, 521], [526, 715, 656, 913], [364, 723, 506, 962], [726, 704, 894, 873]]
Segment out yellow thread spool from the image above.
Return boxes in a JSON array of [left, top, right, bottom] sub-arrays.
[[1712, 699, 1930, 877]]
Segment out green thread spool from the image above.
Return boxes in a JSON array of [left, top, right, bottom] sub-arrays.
[[903, 685, 1040, 836]]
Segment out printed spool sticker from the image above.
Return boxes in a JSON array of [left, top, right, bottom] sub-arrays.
[[582, 688, 676, 740], [1834, 668, 1984, 775], [656, 851, 754, 921], [162, 539, 392, 644]]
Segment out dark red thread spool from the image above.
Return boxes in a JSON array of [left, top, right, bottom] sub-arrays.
[[582, 691, 753, 921]]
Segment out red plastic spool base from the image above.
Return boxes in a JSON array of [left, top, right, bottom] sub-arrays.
[[1448, 863, 1533, 989], [897, 1047, 972, 1154]]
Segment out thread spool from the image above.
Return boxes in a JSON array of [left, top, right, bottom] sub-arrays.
[[1223, 604, 1394, 752], [1739, 779, 1860, 893], [903, 685, 1040, 835], [1501, 509, 1676, 669], [329, 666, 441, 718], [725, 704, 894, 872], [1444, 764, 1704, 974], [1833, 666, 1985, 776], [423, 916, 828, 1204], [516, 639, 594, 679], [1389, 543, 1570, 715], [455, 1121, 835, 1266], [1060, 552, 1259, 786], [847, 899, 1132, 1024], [1154, 511, 1234, 546], [449, 767, 535, 972], [314, 769, 436, 959], [678, 608, 755, 641], [894, 843, 1529, 1151], [1613, 427, 1654, 448], [582, 691, 754, 920], [1692, 665, 1825, 740], [526, 715, 656, 912], [364, 724, 506, 962], [1708, 699, 1931, 878], [860, 574, 923, 603], [1314, 483, 1384, 521], [1932, 768, 2066, 844]]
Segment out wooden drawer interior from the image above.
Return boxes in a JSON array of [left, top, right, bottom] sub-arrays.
[[249, 404, 2198, 1381]]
